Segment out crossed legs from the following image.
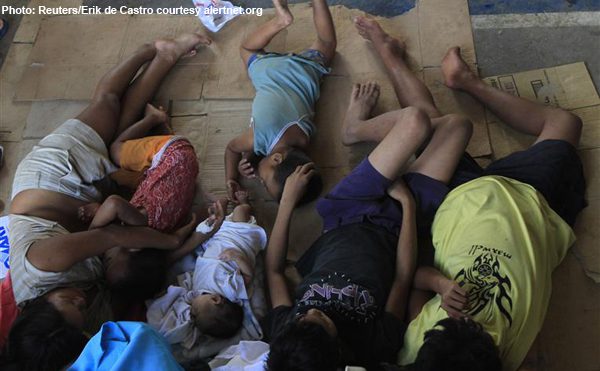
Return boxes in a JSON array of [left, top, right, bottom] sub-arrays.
[[77, 33, 211, 147], [240, 0, 337, 68], [343, 18, 472, 185]]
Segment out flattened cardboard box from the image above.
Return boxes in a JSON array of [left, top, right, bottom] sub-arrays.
[[483, 62, 600, 158]]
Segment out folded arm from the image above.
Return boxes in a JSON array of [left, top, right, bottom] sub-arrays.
[[414, 266, 468, 318], [385, 180, 418, 321], [225, 131, 254, 202], [266, 163, 316, 308], [27, 224, 183, 272]]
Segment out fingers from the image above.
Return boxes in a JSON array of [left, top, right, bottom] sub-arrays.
[[239, 159, 256, 178], [441, 302, 465, 319]]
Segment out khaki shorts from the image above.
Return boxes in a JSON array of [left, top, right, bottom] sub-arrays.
[[11, 119, 117, 202]]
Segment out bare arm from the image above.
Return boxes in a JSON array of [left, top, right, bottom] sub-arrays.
[[385, 180, 418, 321], [88, 195, 147, 230], [27, 224, 182, 272], [266, 163, 316, 308], [225, 131, 254, 202], [414, 266, 468, 318]]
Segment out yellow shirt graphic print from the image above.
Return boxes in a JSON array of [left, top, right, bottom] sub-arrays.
[[398, 176, 575, 371]]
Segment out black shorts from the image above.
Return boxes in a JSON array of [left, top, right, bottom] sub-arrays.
[[450, 139, 587, 226]]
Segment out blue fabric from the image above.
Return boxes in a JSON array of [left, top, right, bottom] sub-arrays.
[[69, 321, 183, 371], [248, 52, 330, 156], [316, 158, 449, 236]]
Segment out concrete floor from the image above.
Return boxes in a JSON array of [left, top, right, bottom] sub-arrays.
[[0, 0, 599, 370]]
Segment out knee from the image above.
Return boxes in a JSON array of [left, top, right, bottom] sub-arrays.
[[551, 109, 583, 133], [442, 113, 473, 138], [93, 92, 120, 112], [398, 107, 432, 140]]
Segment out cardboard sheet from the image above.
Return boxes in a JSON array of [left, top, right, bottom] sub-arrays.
[[483, 63, 600, 282], [0, 44, 33, 142]]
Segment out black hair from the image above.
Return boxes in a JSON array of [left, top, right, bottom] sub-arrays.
[[266, 320, 339, 371], [109, 249, 167, 300], [409, 317, 501, 371], [194, 297, 243, 338], [0, 296, 88, 371], [274, 149, 323, 205]]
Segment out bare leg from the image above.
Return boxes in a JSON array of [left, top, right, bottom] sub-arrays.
[[343, 82, 472, 183], [308, 0, 337, 66], [110, 104, 168, 166], [355, 17, 440, 119], [407, 114, 473, 183], [231, 191, 252, 222], [87, 195, 147, 230], [240, 0, 293, 67], [76, 44, 157, 145], [442, 47, 582, 146], [367, 107, 432, 180], [117, 33, 211, 137]]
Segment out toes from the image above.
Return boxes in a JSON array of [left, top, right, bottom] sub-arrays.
[[352, 84, 360, 98], [359, 83, 367, 97]]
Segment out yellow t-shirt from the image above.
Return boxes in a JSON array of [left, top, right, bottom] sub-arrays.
[[398, 176, 575, 371]]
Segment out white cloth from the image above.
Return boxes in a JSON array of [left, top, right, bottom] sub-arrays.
[[209, 341, 269, 371], [147, 217, 267, 359]]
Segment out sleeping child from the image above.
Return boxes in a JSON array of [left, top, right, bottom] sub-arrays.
[[146, 192, 267, 358]]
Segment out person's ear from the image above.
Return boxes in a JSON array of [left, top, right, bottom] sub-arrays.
[[272, 152, 283, 165]]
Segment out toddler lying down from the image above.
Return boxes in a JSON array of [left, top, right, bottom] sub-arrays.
[[146, 193, 267, 359]]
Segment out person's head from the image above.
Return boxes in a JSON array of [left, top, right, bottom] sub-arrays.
[[409, 317, 501, 371], [2, 295, 88, 371], [104, 247, 167, 300], [257, 148, 323, 205], [191, 293, 243, 338], [267, 308, 339, 371]]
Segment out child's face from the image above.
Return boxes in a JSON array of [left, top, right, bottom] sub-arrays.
[[191, 293, 225, 317], [298, 308, 338, 338], [257, 155, 283, 200]]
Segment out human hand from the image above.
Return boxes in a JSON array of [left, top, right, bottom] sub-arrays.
[[387, 178, 414, 206], [204, 200, 226, 237], [280, 163, 316, 207], [78, 202, 101, 224], [234, 190, 249, 205], [440, 279, 469, 319], [238, 158, 256, 179], [173, 212, 199, 246], [226, 179, 243, 204]]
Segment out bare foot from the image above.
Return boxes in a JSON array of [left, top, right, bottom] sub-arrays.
[[145, 103, 168, 123], [441, 47, 477, 90], [78, 202, 101, 223], [155, 33, 212, 62], [342, 82, 380, 145], [273, 0, 293, 28], [354, 16, 406, 58], [235, 190, 249, 205]]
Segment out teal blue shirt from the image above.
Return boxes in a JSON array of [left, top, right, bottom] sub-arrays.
[[248, 53, 330, 156]]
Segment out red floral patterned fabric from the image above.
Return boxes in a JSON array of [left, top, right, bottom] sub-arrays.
[[130, 139, 198, 232]]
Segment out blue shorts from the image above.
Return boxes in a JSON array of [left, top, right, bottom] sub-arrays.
[[316, 159, 448, 236], [247, 49, 328, 69], [450, 139, 586, 226]]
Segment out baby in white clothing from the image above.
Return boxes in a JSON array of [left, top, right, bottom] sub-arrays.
[[147, 192, 267, 347]]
